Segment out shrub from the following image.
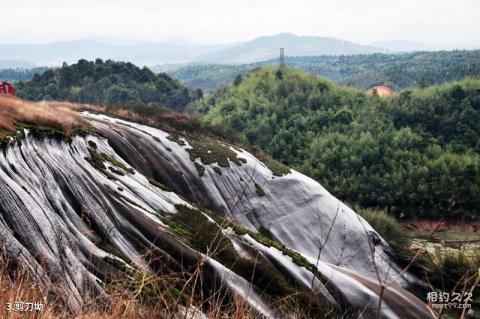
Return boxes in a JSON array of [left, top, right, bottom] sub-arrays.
[[356, 206, 412, 260]]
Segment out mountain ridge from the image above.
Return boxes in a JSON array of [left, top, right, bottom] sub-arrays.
[[0, 33, 386, 66]]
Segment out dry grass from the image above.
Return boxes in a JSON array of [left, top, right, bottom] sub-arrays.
[[0, 257, 266, 319], [0, 265, 61, 319], [0, 95, 238, 148], [0, 266, 167, 319], [0, 95, 86, 134]]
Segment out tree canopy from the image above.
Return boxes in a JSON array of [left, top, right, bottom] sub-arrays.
[[15, 59, 200, 111], [163, 50, 480, 92], [197, 67, 480, 219]]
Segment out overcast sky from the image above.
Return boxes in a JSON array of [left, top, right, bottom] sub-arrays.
[[0, 0, 479, 45]]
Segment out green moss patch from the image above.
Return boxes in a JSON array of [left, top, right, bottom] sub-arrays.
[[263, 157, 291, 176], [17, 123, 67, 139], [15, 123, 92, 143], [0, 120, 84, 152], [109, 166, 125, 176], [102, 153, 135, 174], [85, 147, 117, 180], [85, 146, 135, 179], [186, 139, 246, 168], [206, 212, 327, 284], [194, 162, 205, 177], [148, 178, 171, 192], [167, 134, 186, 146], [255, 183, 266, 196], [113, 190, 145, 210], [213, 166, 222, 175], [251, 149, 290, 176], [164, 204, 292, 298], [0, 129, 14, 146]]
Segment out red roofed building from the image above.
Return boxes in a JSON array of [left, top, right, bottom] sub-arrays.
[[0, 81, 15, 96], [366, 85, 395, 97]]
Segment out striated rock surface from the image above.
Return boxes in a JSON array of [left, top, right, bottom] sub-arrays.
[[0, 112, 434, 318]]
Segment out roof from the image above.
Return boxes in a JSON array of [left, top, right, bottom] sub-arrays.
[[366, 85, 396, 97]]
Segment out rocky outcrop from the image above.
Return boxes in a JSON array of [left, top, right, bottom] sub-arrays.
[[0, 113, 434, 318]]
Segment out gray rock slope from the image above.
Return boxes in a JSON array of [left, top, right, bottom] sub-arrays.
[[0, 113, 434, 318]]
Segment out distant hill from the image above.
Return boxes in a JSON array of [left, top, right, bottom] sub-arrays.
[[0, 40, 232, 66], [0, 34, 386, 66], [161, 50, 480, 91], [0, 67, 49, 83], [371, 40, 443, 52], [0, 60, 36, 69], [196, 33, 387, 63]]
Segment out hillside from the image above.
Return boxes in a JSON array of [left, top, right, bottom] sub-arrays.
[[0, 34, 385, 66], [14, 59, 200, 111], [197, 67, 480, 219], [0, 95, 435, 318], [0, 67, 49, 82], [195, 33, 386, 63], [370, 40, 443, 52], [161, 50, 480, 91]]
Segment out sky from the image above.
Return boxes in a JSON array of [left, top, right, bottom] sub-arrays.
[[0, 0, 479, 46]]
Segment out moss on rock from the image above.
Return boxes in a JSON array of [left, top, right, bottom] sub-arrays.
[[148, 178, 171, 192], [255, 183, 266, 196], [213, 166, 222, 175], [186, 139, 246, 168], [194, 162, 205, 177], [164, 204, 293, 298], [166, 134, 186, 146], [264, 157, 290, 176], [86, 146, 135, 179]]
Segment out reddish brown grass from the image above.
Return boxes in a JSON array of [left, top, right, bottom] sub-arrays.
[[0, 95, 86, 134]]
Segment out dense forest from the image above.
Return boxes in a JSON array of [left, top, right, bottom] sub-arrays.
[[197, 68, 480, 219], [162, 50, 480, 92], [14, 60, 201, 111]]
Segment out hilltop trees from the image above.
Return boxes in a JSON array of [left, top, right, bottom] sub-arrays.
[[198, 67, 480, 219], [162, 50, 480, 92], [15, 59, 199, 112]]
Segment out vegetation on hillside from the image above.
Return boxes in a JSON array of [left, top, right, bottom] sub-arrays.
[[197, 67, 480, 219], [0, 67, 49, 82], [162, 50, 480, 91], [15, 59, 202, 112], [0, 95, 88, 146]]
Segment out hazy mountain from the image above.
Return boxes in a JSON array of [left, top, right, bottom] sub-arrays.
[[0, 40, 230, 66], [371, 40, 443, 52], [83, 36, 147, 46], [0, 59, 37, 69], [0, 40, 121, 66], [0, 33, 388, 66], [8, 34, 476, 67], [195, 33, 388, 63]]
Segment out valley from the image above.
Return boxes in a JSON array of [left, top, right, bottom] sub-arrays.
[[0, 55, 479, 318]]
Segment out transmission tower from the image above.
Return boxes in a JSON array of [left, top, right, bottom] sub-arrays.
[[279, 48, 285, 70]]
